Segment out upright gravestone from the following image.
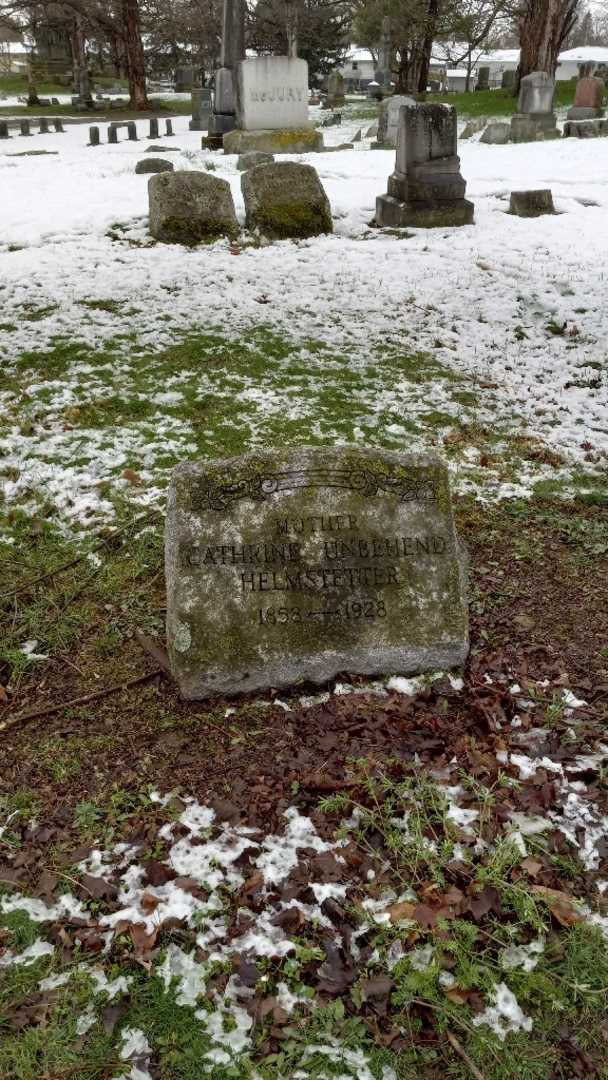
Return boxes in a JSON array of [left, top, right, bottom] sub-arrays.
[[89, 125, 100, 146], [567, 75, 605, 121], [127, 121, 138, 141], [0, 121, 10, 139], [501, 69, 516, 91], [223, 56, 322, 155], [374, 15, 392, 91], [53, 117, 64, 132], [166, 446, 468, 698], [149, 117, 159, 139], [208, 0, 245, 142], [189, 87, 212, 131], [20, 119, 31, 137], [511, 71, 559, 142], [326, 71, 346, 109], [108, 125, 118, 144], [375, 104, 474, 228], [38, 117, 49, 134], [165, 119, 174, 137], [377, 94, 415, 147], [476, 66, 490, 91]]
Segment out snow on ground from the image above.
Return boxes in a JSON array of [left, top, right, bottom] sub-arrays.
[[0, 113, 606, 532]]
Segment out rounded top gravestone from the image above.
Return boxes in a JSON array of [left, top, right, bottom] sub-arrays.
[[165, 445, 469, 699]]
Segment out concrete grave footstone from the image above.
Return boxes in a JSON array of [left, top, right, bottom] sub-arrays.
[[509, 189, 555, 217], [237, 150, 274, 170], [0, 121, 10, 139], [241, 161, 332, 239], [108, 125, 118, 143], [127, 121, 138, 141], [149, 117, 159, 139], [53, 118, 64, 132], [480, 121, 511, 145], [38, 117, 49, 134], [567, 75, 604, 121], [20, 120, 31, 136], [377, 94, 415, 146], [511, 71, 559, 142], [89, 125, 100, 146], [148, 170, 238, 244], [375, 104, 474, 228], [136, 156, 174, 174], [165, 119, 174, 136], [165, 446, 469, 699]]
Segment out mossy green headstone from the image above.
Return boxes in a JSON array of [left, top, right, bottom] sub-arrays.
[[165, 446, 468, 699]]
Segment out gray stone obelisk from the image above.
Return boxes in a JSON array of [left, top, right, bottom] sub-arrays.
[[208, 0, 245, 141]]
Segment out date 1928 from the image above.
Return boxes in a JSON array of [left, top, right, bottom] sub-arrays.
[[258, 600, 387, 625]]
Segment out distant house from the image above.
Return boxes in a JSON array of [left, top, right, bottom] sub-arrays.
[[0, 30, 29, 75], [338, 47, 376, 92], [556, 46, 608, 80]]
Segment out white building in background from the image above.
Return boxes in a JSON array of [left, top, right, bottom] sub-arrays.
[[0, 33, 28, 75], [556, 46, 608, 78], [338, 47, 376, 92]]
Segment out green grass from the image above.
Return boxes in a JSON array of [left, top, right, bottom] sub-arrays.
[[428, 79, 578, 118]]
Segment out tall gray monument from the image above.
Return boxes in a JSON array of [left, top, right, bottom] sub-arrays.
[[208, 0, 245, 141], [375, 16, 392, 89]]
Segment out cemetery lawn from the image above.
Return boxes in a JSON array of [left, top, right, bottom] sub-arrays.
[[427, 79, 577, 119], [1, 495, 608, 1079], [2, 112, 608, 1080]]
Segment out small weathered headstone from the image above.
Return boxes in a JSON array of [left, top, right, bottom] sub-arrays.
[[476, 66, 490, 91], [149, 117, 159, 139], [567, 75, 604, 121], [108, 125, 118, 144], [165, 446, 469, 699], [165, 119, 174, 136], [20, 119, 31, 137], [148, 170, 238, 244], [53, 118, 64, 133], [509, 189, 555, 217], [376, 104, 474, 228], [377, 94, 415, 146], [136, 156, 174, 174], [89, 125, 100, 146], [189, 88, 212, 131], [38, 117, 49, 134], [480, 121, 511, 145], [241, 162, 332, 239], [127, 121, 138, 141], [501, 70, 516, 91], [0, 121, 10, 139], [237, 150, 274, 170], [325, 71, 346, 109]]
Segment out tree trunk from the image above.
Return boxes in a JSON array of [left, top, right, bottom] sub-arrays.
[[518, 0, 579, 84], [417, 0, 440, 96], [121, 0, 149, 109]]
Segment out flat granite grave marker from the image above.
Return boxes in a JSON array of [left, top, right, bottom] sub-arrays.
[[166, 446, 468, 698]]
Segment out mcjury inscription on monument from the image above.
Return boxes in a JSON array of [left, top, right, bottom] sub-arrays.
[[165, 447, 468, 699]]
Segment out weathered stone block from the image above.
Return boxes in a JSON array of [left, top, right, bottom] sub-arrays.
[[237, 150, 275, 170], [148, 171, 238, 245], [241, 161, 332, 239], [509, 189, 555, 217], [136, 156, 174, 174], [567, 106, 603, 122], [223, 128, 323, 155], [480, 122, 511, 145], [165, 446, 469, 699]]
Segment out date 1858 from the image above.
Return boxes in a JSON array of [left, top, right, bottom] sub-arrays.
[[258, 600, 387, 625]]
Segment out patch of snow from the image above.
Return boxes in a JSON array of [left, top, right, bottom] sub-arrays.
[[472, 982, 533, 1041], [0, 938, 54, 967]]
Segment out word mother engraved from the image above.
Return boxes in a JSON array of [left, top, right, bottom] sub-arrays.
[[165, 447, 468, 699]]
